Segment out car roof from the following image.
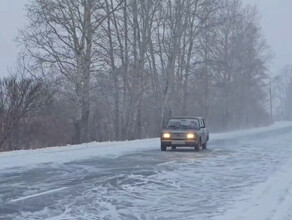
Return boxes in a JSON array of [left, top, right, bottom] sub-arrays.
[[169, 116, 203, 120]]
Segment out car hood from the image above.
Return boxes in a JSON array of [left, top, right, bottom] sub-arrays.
[[161, 129, 198, 134]]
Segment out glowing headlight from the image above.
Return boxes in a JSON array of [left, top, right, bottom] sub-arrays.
[[162, 133, 171, 139], [187, 133, 196, 139]]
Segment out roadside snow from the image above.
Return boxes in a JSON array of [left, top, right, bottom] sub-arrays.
[[211, 121, 292, 140], [0, 121, 291, 170], [215, 156, 292, 220], [0, 139, 159, 170]]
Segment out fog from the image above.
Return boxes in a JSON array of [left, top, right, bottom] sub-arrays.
[[0, 0, 291, 151], [245, 0, 292, 74], [2, 0, 292, 77]]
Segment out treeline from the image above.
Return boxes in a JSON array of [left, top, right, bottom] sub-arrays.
[[1, 0, 271, 151], [273, 66, 292, 120]]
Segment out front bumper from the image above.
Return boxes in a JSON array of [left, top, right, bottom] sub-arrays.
[[161, 139, 197, 147]]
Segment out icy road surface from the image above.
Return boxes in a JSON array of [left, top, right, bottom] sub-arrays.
[[0, 122, 292, 220]]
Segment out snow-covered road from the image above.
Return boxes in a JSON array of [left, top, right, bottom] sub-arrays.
[[0, 122, 292, 220]]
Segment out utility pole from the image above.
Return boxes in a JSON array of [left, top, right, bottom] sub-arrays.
[[269, 76, 274, 123]]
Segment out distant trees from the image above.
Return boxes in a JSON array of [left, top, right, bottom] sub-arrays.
[[286, 79, 292, 120], [273, 66, 292, 120], [200, 1, 271, 129], [0, 71, 49, 151], [4, 0, 272, 150]]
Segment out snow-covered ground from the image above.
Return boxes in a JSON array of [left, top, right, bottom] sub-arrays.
[[0, 121, 292, 220], [215, 157, 292, 220], [0, 121, 291, 170]]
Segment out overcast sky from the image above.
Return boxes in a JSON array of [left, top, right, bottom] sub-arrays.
[[245, 0, 292, 74], [0, 0, 27, 76], [0, 0, 292, 77]]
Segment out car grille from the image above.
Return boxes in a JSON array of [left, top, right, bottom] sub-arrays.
[[171, 133, 186, 140]]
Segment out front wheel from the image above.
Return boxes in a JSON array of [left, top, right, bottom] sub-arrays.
[[194, 139, 201, 151], [202, 142, 207, 150], [161, 143, 167, 151]]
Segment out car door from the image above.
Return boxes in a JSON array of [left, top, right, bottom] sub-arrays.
[[199, 119, 207, 143]]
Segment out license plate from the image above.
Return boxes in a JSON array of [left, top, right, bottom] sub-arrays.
[[172, 140, 185, 145]]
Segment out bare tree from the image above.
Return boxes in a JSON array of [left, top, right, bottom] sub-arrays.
[[274, 66, 292, 120], [19, 0, 122, 143], [0, 73, 48, 151], [13, 0, 272, 149]]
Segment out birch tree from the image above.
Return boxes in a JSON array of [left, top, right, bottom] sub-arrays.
[[19, 0, 121, 143], [13, 0, 272, 148]]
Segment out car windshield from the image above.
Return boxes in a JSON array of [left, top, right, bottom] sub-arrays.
[[166, 119, 200, 129]]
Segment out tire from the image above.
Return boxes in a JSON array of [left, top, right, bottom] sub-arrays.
[[161, 143, 167, 151], [171, 146, 176, 150], [202, 142, 207, 150], [195, 139, 201, 152]]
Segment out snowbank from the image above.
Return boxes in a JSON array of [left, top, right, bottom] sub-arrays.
[[215, 157, 292, 220], [0, 121, 291, 170], [0, 139, 159, 170], [211, 121, 292, 140]]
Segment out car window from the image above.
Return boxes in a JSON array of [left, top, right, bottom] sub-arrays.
[[200, 119, 205, 128], [167, 119, 199, 129]]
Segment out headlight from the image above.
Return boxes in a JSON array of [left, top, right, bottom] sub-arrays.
[[162, 133, 171, 139], [187, 133, 196, 139]]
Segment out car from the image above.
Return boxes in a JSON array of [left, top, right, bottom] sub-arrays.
[[160, 116, 209, 151]]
